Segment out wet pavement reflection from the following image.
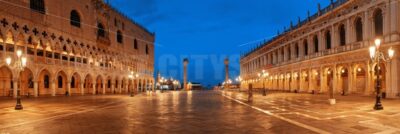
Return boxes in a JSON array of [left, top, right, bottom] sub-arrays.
[[0, 90, 312, 134]]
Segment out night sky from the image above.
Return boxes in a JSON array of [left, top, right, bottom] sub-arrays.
[[109, 0, 331, 87]]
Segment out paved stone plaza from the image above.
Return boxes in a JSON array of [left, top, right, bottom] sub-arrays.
[[0, 91, 399, 134]]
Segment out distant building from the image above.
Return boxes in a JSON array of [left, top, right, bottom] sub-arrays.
[[188, 82, 203, 90]]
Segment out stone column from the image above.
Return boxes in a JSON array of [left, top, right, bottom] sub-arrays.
[[348, 68, 354, 94], [125, 82, 128, 93], [346, 18, 351, 44], [103, 83, 106, 95], [136, 79, 139, 93], [80, 83, 84, 95], [92, 82, 96, 95], [320, 67, 325, 93], [363, 11, 371, 43], [51, 81, 56, 96], [119, 81, 123, 93], [386, 57, 399, 98], [111, 82, 115, 94], [332, 65, 338, 96], [33, 81, 38, 97], [67, 81, 71, 96], [183, 58, 189, 90]]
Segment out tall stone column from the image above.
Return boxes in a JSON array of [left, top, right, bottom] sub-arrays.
[[33, 81, 38, 97], [183, 58, 189, 90], [225, 58, 229, 82]]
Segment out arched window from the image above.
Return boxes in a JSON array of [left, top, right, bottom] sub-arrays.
[[133, 39, 138, 49], [303, 39, 308, 56], [355, 17, 363, 42], [295, 43, 299, 58], [97, 23, 105, 37], [145, 44, 149, 55], [374, 9, 383, 36], [313, 35, 319, 53], [30, 0, 45, 14], [117, 30, 123, 43], [325, 31, 331, 49], [44, 75, 49, 88], [70, 10, 81, 27], [71, 77, 75, 88], [58, 76, 63, 88], [339, 24, 346, 46]]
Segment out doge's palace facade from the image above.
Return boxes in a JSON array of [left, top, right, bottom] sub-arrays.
[[240, 0, 400, 98], [0, 0, 155, 97]]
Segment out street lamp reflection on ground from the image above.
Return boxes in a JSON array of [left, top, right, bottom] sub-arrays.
[[6, 50, 27, 110], [369, 38, 395, 110], [257, 70, 269, 96]]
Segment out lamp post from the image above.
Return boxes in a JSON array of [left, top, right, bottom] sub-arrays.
[[6, 50, 27, 110], [257, 70, 269, 96], [369, 38, 395, 110]]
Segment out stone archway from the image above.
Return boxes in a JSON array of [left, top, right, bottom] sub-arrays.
[[38, 69, 51, 96], [55, 71, 68, 95], [325, 68, 334, 97], [71, 72, 81, 95], [20, 68, 34, 96], [0, 66, 13, 97], [96, 75, 103, 95], [338, 67, 349, 95], [121, 78, 126, 93], [84, 74, 93, 95], [106, 76, 112, 94], [354, 66, 367, 95], [301, 71, 309, 92]]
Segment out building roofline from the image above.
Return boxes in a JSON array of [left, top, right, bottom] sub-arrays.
[[241, 0, 350, 59], [104, 2, 155, 37]]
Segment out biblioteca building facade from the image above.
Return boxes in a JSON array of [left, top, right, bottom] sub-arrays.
[[0, 0, 155, 97], [240, 0, 400, 98]]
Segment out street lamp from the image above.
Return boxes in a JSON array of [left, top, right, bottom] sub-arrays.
[[369, 38, 395, 110], [6, 50, 27, 110], [258, 70, 269, 96]]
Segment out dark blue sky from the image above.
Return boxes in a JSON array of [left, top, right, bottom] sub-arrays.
[[110, 0, 331, 87]]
